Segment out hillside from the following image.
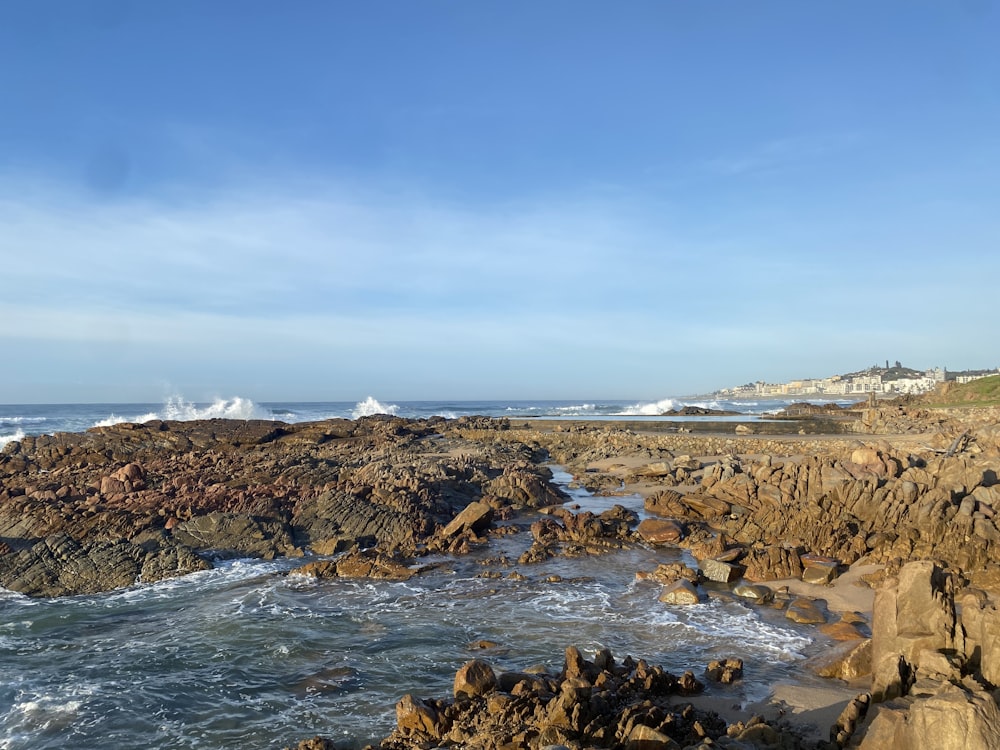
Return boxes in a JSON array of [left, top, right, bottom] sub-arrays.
[[924, 374, 1000, 407]]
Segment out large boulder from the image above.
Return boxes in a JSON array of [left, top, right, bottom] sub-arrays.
[[858, 681, 1000, 750], [870, 561, 961, 701]]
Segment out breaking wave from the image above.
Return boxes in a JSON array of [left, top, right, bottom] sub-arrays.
[[92, 396, 271, 428], [618, 398, 679, 416], [0, 429, 25, 449], [352, 397, 399, 419]]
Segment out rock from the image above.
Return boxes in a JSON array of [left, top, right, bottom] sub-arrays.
[[698, 557, 744, 584], [785, 597, 827, 624], [0, 533, 145, 597], [291, 550, 417, 581], [395, 694, 442, 738], [676, 494, 731, 519], [831, 692, 870, 747], [282, 737, 338, 750], [869, 561, 960, 702], [958, 596, 1000, 686], [820, 618, 868, 641], [732, 582, 774, 603], [637, 518, 684, 545], [740, 545, 804, 582], [705, 658, 743, 684], [637, 562, 700, 585], [640, 462, 673, 478], [625, 723, 681, 749], [439, 500, 494, 538], [809, 639, 872, 680], [453, 658, 497, 698], [673, 455, 701, 471], [644, 489, 686, 517], [139, 542, 212, 583], [658, 579, 702, 605], [800, 554, 840, 584], [858, 681, 1000, 750], [171, 512, 295, 559]]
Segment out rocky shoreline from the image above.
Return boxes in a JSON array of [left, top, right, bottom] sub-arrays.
[[2, 403, 1000, 748]]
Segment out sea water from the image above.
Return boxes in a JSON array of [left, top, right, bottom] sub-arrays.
[[0, 398, 842, 748], [0, 394, 856, 447]]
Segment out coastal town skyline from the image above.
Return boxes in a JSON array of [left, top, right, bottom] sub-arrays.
[[713, 362, 1000, 399]]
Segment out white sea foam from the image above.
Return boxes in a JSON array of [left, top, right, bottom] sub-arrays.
[[1, 690, 88, 747], [352, 396, 399, 419], [0, 429, 25, 449], [618, 398, 678, 416], [91, 395, 270, 429], [554, 403, 597, 414], [0, 416, 47, 425]]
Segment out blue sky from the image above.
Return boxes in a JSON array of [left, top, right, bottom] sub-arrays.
[[1, 1, 998, 403]]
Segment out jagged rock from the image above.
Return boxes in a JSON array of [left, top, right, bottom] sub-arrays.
[[831, 692, 870, 747], [625, 723, 680, 749], [958, 594, 1000, 686], [740, 545, 804, 582], [645, 489, 686, 517], [637, 562, 700, 585], [705, 658, 743, 684], [870, 561, 960, 702], [698, 557, 744, 584], [453, 658, 497, 698], [858, 680, 1000, 750], [395, 694, 443, 738], [438, 500, 494, 538], [375, 647, 787, 750]]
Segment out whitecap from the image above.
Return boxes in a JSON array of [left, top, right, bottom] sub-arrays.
[[0, 429, 25, 449], [352, 397, 399, 419], [617, 398, 678, 416], [89, 395, 271, 429]]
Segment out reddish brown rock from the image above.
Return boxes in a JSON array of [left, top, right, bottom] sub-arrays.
[[637, 518, 684, 545]]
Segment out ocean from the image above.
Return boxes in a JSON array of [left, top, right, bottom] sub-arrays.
[[0, 394, 851, 448], [0, 397, 843, 749]]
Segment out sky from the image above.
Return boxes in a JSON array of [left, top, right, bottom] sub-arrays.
[[1, 1, 998, 403]]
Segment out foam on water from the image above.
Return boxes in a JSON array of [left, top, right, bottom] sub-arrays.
[[0, 429, 25, 449], [0, 416, 47, 425], [351, 396, 399, 419], [619, 397, 679, 416], [91, 395, 271, 429]]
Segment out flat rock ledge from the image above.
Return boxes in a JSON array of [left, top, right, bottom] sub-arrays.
[[0, 416, 566, 597]]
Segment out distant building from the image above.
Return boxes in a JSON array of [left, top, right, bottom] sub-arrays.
[[714, 363, 972, 400]]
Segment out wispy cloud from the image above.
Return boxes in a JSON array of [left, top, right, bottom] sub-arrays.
[[703, 132, 862, 177], [1, 168, 996, 400]]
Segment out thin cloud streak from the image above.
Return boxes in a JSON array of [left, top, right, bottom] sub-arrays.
[[1, 172, 997, 400]]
